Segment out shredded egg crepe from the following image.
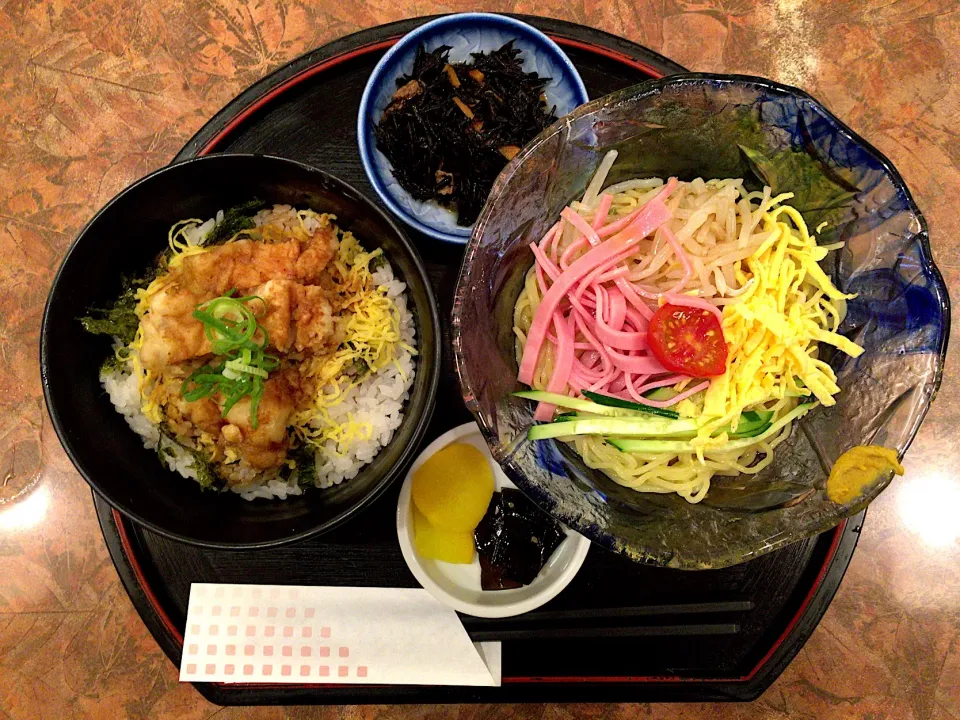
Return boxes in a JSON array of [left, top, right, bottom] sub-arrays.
[[692, 199, 864, 453], [293, 233, 415, 453]]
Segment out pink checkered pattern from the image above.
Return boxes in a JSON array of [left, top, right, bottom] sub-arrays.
[[180, 584, 367, 683]]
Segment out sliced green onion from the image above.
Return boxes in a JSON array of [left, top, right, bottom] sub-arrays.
[[248, 377, 263, 429], [182, 385, 215, 402], [262, 354, 280, 371], [224, 359, 268, 378], [181, 292, 276, 428], [234, 294, 267, 315]]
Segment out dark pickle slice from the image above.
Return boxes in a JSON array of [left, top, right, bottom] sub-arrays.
[[474, 488, 566, 591]]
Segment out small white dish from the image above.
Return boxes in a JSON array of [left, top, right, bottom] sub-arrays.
[[396, 421, 590, 618]]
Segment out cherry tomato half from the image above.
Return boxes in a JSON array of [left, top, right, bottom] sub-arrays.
[[647, 304, 728, 378]]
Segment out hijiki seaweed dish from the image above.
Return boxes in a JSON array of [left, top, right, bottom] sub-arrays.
[[81, 203, 417, 500], [373, 41, 558, 226]]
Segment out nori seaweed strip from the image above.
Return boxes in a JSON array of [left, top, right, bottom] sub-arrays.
[[157, 427, 223, 490], [204, 199, 266, 246], [185, 447, 220, 490], [373, 41, 557, 226], [79, 200, 266, 344], [79, 267, 160, 345], [290, 443, 319, 489]]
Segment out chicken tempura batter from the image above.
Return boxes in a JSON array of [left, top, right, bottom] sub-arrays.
[[140, 224, 338, 371], [87, 201, 416, 498], [132, 207, 354, 484]]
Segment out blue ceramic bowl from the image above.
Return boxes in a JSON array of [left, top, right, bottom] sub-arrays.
[[453, 74, 950, 569], [357, 13, 589, 244]]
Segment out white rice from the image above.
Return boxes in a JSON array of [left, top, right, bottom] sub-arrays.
[[101, 210, 417, 501]]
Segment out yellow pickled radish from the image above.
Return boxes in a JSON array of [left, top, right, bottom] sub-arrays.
[[412, 506, 475, 564], [411, 442, 495, 532]]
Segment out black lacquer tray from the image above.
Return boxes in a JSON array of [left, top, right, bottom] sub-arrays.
[[94, 15, 864, 704]]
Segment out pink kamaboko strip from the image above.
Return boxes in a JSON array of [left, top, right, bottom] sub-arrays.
[[519, 176, 719, 412]]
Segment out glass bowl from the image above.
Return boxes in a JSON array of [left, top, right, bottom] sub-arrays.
[[453, 74, 950, 569]]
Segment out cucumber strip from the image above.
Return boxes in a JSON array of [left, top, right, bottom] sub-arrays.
[[643, 386, 677, 401], [730, 422, 772, 439], [596, 423, 772, 449], [528, 415, 702, 441], [563, 411, 770, 439], [729, 421, 772, 439], [514, 390, 660, 419], [607, 438, 694, 453], [729, 410, 774, 438], [581, 390, 680, 420], [514, 389, 681, 420], [606, 403, 816, 454], [513, 390, 624, 416], [740, 410, 773, 423]]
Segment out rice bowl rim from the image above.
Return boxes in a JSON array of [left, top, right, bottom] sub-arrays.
[[41, 153, 442, 549]]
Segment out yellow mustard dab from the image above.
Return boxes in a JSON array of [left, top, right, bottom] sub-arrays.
[[826, 445, 904, 504]]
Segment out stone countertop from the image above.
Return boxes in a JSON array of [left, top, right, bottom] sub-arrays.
[[1, 1, 958, 718]]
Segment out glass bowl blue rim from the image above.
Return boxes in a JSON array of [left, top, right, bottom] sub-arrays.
[[357, 12, 590, 245], [454, 72, 952, 565]]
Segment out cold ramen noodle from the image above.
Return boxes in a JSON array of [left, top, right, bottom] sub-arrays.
[[513, 151, 864, 503], [82, 204, 416, 500]]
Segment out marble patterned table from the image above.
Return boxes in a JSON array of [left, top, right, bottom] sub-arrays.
[[1, 1, 958, 718]]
